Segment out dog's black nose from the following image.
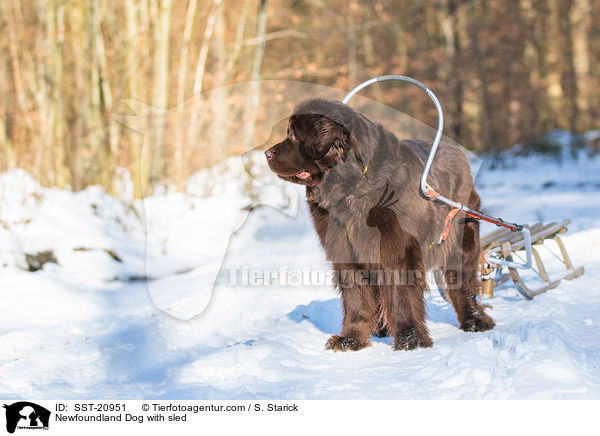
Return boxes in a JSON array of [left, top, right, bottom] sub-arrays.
[[265, 149, 275, 159]]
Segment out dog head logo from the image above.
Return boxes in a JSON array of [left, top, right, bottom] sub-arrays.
[[3, 402, 50, 433]]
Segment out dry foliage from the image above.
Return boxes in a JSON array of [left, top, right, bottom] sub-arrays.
[[0, 0, 597, 195]]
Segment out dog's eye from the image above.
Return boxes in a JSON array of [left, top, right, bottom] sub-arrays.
[[305, 142, 330, 159], [289, 129, 302, 143]]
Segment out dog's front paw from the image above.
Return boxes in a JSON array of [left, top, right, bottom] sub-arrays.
[[460, 311, 495, 332], [393, 327, 433, 351], [325, 335, 371, 352]]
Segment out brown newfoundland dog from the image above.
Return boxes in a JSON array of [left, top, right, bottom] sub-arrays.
[[265, 98, 494, 351]]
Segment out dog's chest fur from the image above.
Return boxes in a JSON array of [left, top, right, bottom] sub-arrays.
[[307, 185, 405, 266]]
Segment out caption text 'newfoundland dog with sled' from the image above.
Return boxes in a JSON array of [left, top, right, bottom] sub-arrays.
[[266, 98, 495, 352]]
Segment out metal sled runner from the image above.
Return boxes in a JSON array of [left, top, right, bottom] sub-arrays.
[[343, 75, 584, 299]]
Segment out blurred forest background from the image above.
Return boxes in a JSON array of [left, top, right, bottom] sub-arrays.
[[0, 0, 598, 196]]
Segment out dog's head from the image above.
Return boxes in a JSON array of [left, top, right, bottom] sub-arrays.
[[265, 101, 359, 187]]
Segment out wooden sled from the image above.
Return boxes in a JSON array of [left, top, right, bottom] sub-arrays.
[[481, 220, 584, 299]]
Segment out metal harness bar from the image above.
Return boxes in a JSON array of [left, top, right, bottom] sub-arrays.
[[343, 75, 532, 270]]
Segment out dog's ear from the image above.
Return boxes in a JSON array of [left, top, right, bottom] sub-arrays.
[[308, 117, 351, 170]]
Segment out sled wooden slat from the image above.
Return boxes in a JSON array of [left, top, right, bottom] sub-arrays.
[[484, 220, 568, 252], [480, 227, 513, 247], [507, 220, 570, 252], [481, 222, 547, 249]]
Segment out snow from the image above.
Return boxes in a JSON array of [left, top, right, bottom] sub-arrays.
[[0, 149, 599, 400]]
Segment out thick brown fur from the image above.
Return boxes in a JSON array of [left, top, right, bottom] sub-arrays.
[[265, 98, 494, 351]]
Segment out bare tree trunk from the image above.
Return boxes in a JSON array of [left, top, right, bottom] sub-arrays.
[[30, 2, 54, 185], [223, 0, 253, 80], [556, 0, 577, 132], [49, 0, 67, 188], [95, 1, 119, 193], [347, 2, 358, 81], [544, 0, 574, 131], [0, 0, 38, 173], [468, 0, 495, 153], [588, 0, 600, 124], [149, 0, 173, 190], [125, 0, 145, 198], [83, 0, 104, 188], [241, 0, 267, 202], [390, 16, 409, 112], [65, 3, 87, 189], [519, 0, 542, 139], [1, 0, 34, 134], [0, 45, 12, 170], [208, 0, 228, 164], [527, 0, 553, 132], [187, 0, 220, 165], [439, 0, 464, 141], [174, 0, 198, 190], [570, 0, 591, 130], [243, 0, 267, 150]]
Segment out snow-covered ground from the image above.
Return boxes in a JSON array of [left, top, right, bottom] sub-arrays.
[[1, 145, 599, 399]]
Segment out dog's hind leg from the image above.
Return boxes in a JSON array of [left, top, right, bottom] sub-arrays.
[[444, 218, 495, 332]]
